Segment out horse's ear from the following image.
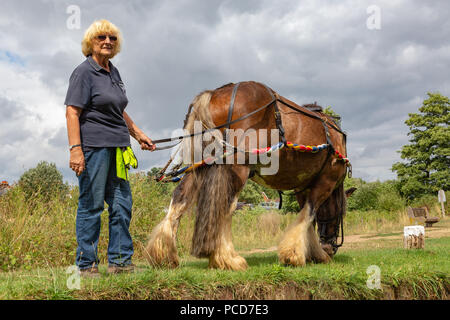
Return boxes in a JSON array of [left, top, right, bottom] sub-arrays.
[[345, 187, 357, 198]]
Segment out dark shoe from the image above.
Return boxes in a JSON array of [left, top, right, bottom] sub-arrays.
[[107, 264, 135, 274], [79, 266, 100, 278]]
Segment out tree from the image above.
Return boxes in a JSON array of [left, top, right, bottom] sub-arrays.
[[392, 92, 450, 200], [19, 161, 69, 201], [323, 106, 342, 127], [147, 167, 163, 178], [280, 193, 300, 213]]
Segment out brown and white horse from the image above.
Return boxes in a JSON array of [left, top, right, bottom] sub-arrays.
[[145, 81, 350, 270]]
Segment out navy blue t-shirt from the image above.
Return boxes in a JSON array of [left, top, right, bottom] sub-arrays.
[[64, 56, 131, 149]]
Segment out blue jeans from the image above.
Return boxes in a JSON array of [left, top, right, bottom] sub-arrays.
[[76, 147, 134, 269]]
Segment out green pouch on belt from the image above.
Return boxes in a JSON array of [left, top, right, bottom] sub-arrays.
[[116, 147, 138, 181]]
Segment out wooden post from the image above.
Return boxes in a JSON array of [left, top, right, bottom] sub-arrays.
[[438, 190, 446, 218], [404, 226, 425, 249]]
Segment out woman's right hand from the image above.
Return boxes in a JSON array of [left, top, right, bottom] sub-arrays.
[[70, 147, 85, 176]]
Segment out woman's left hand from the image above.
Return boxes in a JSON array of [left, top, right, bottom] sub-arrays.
[[137, 134, 156, 151]]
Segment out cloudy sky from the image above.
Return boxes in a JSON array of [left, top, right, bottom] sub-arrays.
[[0, 0, 449, 185]]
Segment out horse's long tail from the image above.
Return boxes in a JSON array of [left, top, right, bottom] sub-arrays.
[[183, 91, 235, 258]]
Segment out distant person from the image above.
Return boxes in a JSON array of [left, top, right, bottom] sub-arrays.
[[65, 19, 156, 277]]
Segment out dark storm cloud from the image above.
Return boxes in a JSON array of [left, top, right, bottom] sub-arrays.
[[0, 96, 24, 120], [0, 97, 34, 143], [48, 127, 68, 148]]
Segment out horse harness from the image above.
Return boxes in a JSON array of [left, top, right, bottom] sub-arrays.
[[227, 83, 348, 253], [151, 82, 347, 152], [153, 82, 349, 253]]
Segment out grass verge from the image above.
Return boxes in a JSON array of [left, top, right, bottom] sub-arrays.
[[1, 237, 448, 300]]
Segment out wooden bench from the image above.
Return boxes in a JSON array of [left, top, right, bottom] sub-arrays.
[[407, 206, 440, 227]]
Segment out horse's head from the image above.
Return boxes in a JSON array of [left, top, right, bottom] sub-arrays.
[[316, 186, 356, 256]]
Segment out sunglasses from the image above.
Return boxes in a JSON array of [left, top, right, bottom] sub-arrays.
[[97, 35, 117, 41]]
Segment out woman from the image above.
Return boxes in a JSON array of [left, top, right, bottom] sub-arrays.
[[65, 19, 155, 276]]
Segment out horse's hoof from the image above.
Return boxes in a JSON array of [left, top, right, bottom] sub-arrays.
[[278, 250, 306, 267], [145, 251, 180, 269], [152, 260, 179, 269], [145, 240, 180, 269], [230, 255, 248, 271], [209, 255, 248, 271], [312, 253, 332, 264]]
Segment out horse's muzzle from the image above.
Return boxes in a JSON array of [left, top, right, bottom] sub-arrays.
[[321, 243, 335, 257]]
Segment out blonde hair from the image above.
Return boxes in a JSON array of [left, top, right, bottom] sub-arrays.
[[81, 19, 122, 58]]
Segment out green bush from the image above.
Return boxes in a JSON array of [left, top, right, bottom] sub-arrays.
[[375, 181, 405, 212], [348, 183, 378, 211], [18, 161, 69, 202], [239, 179, 278, 204], [345, 178, 404, 212], [281, 193, 300, 213], [267, 178, 408, 214]]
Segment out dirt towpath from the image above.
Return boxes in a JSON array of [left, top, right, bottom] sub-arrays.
[[241, 223, 450, 255]]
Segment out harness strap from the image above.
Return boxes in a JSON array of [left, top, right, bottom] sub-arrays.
[[277, 190, 283, 210], [291, 144, 332, 197], [276, 98, 346, 137], [152, 86, 345, 147], [337, 216, 344, 249], [316, 186, 346, 253], [224, 82, 240, 142], [318, 213, 344, 254], [322, 121, 335, 154], [151, 97, 276, 145], [264, 87, 287, 145]]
